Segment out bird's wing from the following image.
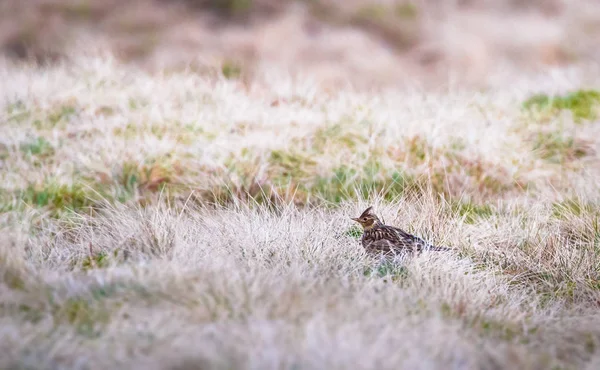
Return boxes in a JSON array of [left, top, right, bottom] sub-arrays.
[[363, 227, 417, 254], [386, 226, 435, 251], [363, 228, 401, 254], [365, 238, 399, 255]]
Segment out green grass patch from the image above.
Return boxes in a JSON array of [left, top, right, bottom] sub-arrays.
[[388, 135, 521, 198], [109, 158, 184, 204], [356, 2, 418, 21], [440, 301, 530, 342], [94, 105, 116, 117], [451, 201, 494, 224], [20, 136, 54, 158], [201, 181, 280, 208], [523, 89, 600, 122], [312, 164, 415, 204], [395, 3, 418, 19], [48, 282, 147, 336], [311, 123, 366, 152], [205, 158, 417, 207], [269, 150, 317, 181], [477, 317, 522, 341], [46, 104, 77, 127], [5, 99, 30, 123], [345, 225, 363, 239], [192, 0, 254, 18], [59, 1, 94, 19], [0, 252, 28, 291], [0, 142, 7, 161], [552, 198, 597, 219], [1, 157, 186, 216], [364, 262, 410, 282], [356, 4, 388, 19], [54, 297, 111, 337], [531, 131, 591, 164], [75, 249, 129, 271], [551, 199, 600, 248], [350, 2, 420, 50], [112, 122, 139, 138], [14, 180, 94, 216], [200, 132, 520, 207], [221, 59, 243, 79], [80, 251, 111, 271], [0, 188, 12, 213], [218, 133, 518, 207], [0, 302, 45, 324]]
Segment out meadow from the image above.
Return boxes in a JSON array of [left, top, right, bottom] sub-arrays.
[[2, 55, 600, 369]]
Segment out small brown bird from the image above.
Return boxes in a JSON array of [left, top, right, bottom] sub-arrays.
[[351, 206, 450, 256]]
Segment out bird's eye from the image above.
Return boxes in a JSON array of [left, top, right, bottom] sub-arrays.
[[362, 217, 368, 221]]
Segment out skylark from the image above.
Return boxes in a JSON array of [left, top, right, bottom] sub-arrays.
[[351, 206, 449, 257]]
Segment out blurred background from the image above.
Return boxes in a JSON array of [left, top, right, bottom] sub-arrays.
[[2, 0, 600, 89]]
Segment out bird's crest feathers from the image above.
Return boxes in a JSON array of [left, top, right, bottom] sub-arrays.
[[358, 206, 374, 219]]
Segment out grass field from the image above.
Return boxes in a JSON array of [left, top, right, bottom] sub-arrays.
[[2, 55, 600, 369]]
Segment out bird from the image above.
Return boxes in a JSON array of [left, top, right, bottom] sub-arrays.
[[351, 206, 450, 257]]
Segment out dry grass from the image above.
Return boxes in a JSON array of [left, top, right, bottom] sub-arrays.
[[2, 0, 600, 88], [2, 55, 600, 369]]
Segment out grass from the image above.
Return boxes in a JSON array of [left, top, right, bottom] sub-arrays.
[[312, 165, 414, 204], [20, 136, 54, 158], [523, 89, 600, 122], [208, 0, 255, 17], [221, 59, 243, 79], [8, 180, 94, 216], [450, 200, 494, 224], [3, 54, 600, 369], [350, 2, 421, 50], [531, 131, 591, 164], [552, 198, 597, 219]]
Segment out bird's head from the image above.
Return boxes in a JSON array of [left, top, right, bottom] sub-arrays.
[[351, 206, 381, 230]]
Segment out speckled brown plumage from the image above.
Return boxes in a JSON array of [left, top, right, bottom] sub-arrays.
[[351, 206, 450, 256]]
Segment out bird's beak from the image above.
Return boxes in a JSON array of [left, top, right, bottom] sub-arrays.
[[350, 217, 359, 222]]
